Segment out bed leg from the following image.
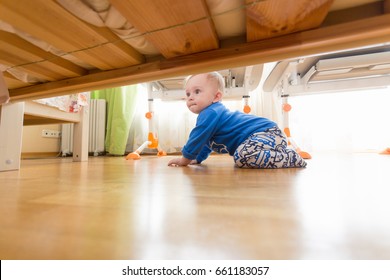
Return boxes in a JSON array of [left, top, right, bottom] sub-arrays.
[[72, 105, 89, 162], [0, 102, 24, 171]]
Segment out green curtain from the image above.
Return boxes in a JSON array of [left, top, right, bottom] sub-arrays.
[[91, 85, 137, 155]]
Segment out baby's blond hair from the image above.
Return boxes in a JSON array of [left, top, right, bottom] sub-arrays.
[[184, 72, 225, 93]]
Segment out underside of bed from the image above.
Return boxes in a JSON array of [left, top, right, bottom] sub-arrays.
[[1, 0, 390, 102]]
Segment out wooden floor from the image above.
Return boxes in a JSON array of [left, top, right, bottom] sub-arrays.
[[1, 153, 390, 260]]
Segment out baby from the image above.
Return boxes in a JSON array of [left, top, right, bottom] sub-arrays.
[[167, 72, 307, 168]]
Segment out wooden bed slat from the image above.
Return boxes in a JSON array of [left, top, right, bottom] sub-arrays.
[[109, 0, 219, 58], [3, 72, 31, 89], [144, 19, 219, 58], [246, 0, 334, 42], [0, 0, 144, 70], [0, 31, 87, 81]]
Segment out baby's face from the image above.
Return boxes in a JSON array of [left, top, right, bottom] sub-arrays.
[[185, 74, 220, 114]]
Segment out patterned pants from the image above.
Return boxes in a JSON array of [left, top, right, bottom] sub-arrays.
[[233, 127, 307, 169]]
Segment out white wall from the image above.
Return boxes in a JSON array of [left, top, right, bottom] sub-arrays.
[[22, 124, 61, 154]]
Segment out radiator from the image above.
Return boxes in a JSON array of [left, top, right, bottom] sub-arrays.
[[61, 99, 106, 157]]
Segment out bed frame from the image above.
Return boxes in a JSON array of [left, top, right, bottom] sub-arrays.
[[0, 101, 88, 171]]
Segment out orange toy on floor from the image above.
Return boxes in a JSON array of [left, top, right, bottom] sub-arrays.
[[126, 84, 166, 160]]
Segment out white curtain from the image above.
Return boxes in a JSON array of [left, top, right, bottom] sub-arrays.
[[289, 87, 390, 153]]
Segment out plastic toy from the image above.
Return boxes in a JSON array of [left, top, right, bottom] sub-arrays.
[[243, 95, 251, 114], [126, 83, 166, 160]]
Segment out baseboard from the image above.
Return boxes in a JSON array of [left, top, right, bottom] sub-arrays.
[[21, 152, 60, 159]]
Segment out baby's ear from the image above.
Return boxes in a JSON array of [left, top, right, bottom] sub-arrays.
[[213, 90, 223, 102]]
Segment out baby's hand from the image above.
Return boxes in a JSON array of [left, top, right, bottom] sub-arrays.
[[167, 157, 192, 167]]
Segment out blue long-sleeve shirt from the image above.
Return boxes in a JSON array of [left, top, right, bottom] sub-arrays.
[[182, 102, 277, 163]]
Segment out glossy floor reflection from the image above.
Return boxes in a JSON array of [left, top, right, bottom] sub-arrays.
[[0, 153, 389, 259]]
